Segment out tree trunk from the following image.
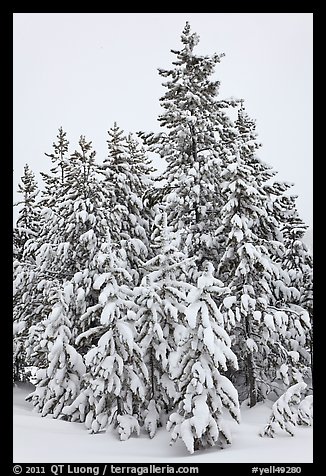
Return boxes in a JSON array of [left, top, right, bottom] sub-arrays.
[[194, 438, 202, 451], [245, 313, 257, 407], [150, 346, 155, 399], [117, 396, 123, 415], [189, 123, 200, 226], [247, 353, 257, 407]]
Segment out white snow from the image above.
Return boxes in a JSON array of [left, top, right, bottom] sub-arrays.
[[185, 301, 201, 329], [264, 314, 275, 331], [100, 301, 116, 324], [246, 338, 258, 353], [253, 310, 261, 321], [93, 273, 110, 290], [13, 385, 312, 463], [223, 296, 236, 309], [116, 321, 134, 350], [197, 272, 215, 289], [117, 414, 141, 441], [203, 326, 215, 355]]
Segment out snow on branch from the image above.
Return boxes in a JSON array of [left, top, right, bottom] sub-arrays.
[[260, 382, 309, 438]]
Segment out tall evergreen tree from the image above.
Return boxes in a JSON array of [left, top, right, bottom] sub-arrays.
[[217, 105, 311, 406], [100, 123, 154, 284], [140, 22, 239, 269], [25, 133, 144, 418], [39, 135, 106, 282], [13, 164, 40, 382], [273, 193, 313, 389], [13, 129, 71, 377], [20, 133, 113, 381]]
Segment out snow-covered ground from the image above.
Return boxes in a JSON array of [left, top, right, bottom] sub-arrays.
[[13, 384, 313, 463]]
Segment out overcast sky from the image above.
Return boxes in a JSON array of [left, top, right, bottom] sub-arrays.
[[13, 12, 313, 228]]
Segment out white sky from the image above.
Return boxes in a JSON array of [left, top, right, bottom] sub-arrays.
[[13, 13, 313, 228]]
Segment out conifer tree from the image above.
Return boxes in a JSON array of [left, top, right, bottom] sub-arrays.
[[167, 262, 240, 453], [13, 129, 71, 377], [126, 132, 156, 198], [26, 281, 86, 417], [34, 135, 108, 314], [19, 133, 112, 377], [13, 164, 40, 261], [297, 395, 313, 426], [41, 126, 69, 204], [63, 248, 148, 439], [100, 123, 154, 284], [135, 211, 193, 437], [140, 22, 239, 268], [13, 164, 40, 382], [260, 382, 307, 437], [277, 195, 313, 320], [217, 105, 311, 406]]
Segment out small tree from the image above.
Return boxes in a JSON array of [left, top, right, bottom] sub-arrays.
[[26, 281, 86, 418], [63, 249, 148, 439], [297, 395, 313, 426], [13, 164, 40, 261], [167, 262, 240, 453], [135, 211, 193, 437], [260, 382, 307, 437], [100, 123, 153, 284], [279, 195, 313, 369], [41, 126, 69, 202]]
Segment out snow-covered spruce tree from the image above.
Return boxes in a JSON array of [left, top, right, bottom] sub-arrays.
[[100, 123, 154, 284], [21, 130, 153, 420], [22, 134, 113, 378], [13, 164, 40, 261], [139, 22, 239, 268], [13, 263, 56, 381], [34, 135, 110, 321], [63, 247, 148, 439], [26, 281, 86, 418], [260, 382, 307, 437], [126, 132, 156, 198], [276, 194, 313, 320], [246, 127, 312, 338], [40, 126, 69, 206], [135, 211, 193, 438], [13, 129, 72, 377], [217, 105, 311, 406], [297, 394, 313, 426], [13, 264, 33, 383], [255, 149, 312, 398], [277, 195, 313, 386], [13, 164, 41, 382], [167, 262, 240, 453], [52, 136, 109, 276]]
